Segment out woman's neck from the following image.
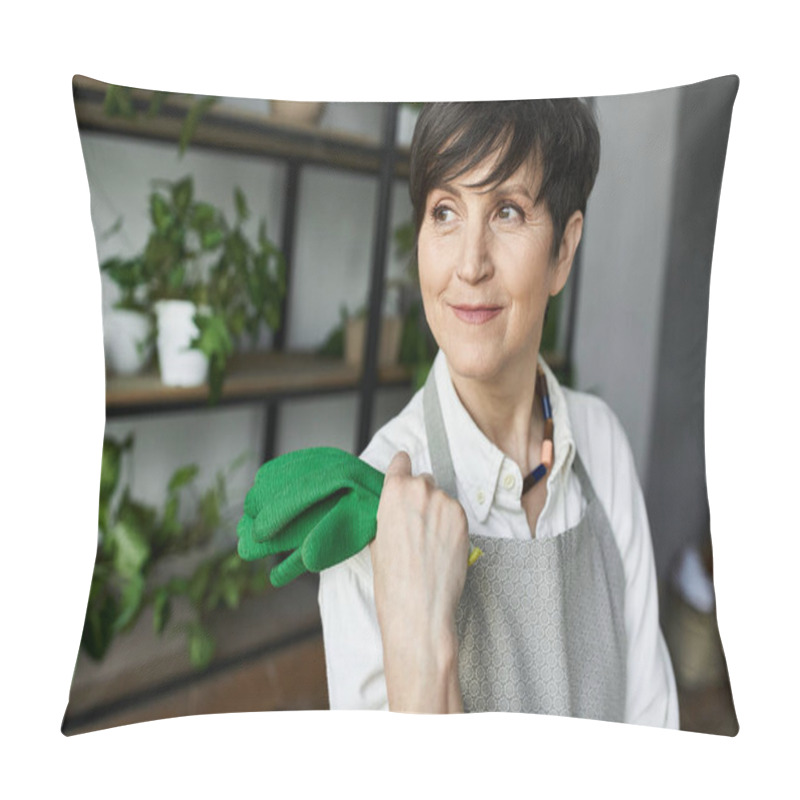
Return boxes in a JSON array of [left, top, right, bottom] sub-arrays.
[[446, 356, 545, 475]]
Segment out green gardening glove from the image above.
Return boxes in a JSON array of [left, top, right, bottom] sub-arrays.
[[237, 447, 385, 588]]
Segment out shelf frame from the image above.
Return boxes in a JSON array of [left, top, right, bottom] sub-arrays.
[[72, 75, 411, 178]]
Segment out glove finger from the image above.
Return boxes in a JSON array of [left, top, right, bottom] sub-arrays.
[[302, 490, 378, 572], [244, 449, 384, 528], [269, 548, 308, 588], [236, 515, 274, 562], [248, 469, 380, 542], [253, 489, 345, 547], [244, 447, 351, 517]]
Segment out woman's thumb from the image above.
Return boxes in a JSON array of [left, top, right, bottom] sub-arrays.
[[385, 450, 412, 479]]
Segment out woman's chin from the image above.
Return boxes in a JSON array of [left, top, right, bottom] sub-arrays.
[[442, 347, 504, 384], [440, 340, 539, 387]]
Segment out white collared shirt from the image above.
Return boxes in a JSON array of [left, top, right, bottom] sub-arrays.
[[317, 350, 679, 728]]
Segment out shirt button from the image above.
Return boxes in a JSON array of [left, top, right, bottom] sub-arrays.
[[502, 474, 516, 490], [476, 489, 486, 505]]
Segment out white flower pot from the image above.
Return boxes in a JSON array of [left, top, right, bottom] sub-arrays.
[[154, 300, 209, 387], [103, 308, 153, 376]]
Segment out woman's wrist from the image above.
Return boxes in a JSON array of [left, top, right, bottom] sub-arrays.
[[384, 627, 462, 713]]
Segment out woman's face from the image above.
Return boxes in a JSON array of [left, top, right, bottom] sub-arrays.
[[417, 156, 580, 387]]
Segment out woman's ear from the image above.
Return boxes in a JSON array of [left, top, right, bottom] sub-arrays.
[[550, 210, 584, 296]]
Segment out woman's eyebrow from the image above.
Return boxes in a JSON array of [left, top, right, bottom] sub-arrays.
[[430, 182, 461, 197], [431, 180, 537, 201], [485, 181, 536, 200]]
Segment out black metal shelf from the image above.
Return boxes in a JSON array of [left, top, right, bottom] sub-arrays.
[[72, 75, 411, 178], [77, 76, 409, 459]]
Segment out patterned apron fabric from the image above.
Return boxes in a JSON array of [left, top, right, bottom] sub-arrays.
[[423, 366, 628, 721]]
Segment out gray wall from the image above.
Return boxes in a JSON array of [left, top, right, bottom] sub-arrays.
[[574, 87, 680, 483], [574, 79, 737, 580], [644, 77, 739, 579]]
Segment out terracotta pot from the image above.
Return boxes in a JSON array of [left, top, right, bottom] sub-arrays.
[[270, 100, 326, 126], [345, 316, 402, 368]]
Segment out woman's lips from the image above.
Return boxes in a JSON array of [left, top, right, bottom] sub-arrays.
[[450, 304, 503, 324]]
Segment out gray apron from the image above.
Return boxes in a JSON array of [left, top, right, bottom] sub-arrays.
[[423, 366, 628, 721]]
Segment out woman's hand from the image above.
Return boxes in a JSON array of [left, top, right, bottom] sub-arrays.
[[370, 450, 469, 713]]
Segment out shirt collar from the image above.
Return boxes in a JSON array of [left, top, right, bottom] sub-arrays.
[[432, 350, 576, 523]]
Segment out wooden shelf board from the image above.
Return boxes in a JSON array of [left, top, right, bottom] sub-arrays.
[[73, 75, 410, 177], [106, 350, 413, 409]]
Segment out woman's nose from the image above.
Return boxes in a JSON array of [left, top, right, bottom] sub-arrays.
[[456, 220, 493, 284]]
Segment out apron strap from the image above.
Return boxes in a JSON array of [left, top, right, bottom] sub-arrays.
[[423, 361, 459, 500]]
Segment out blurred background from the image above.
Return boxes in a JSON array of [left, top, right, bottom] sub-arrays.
[[62, 76, 737, 736]]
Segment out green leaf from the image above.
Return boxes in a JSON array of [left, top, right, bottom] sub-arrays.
[[201, 229, 224, 250], [101, 257, 147, 289], [317, 322, 344, 358], [168, 464, 199, 493], [192, 313, 234, 358], [187, 622, 215, 669], [160, 494, 181, 541], [221, 551, 242, 574], [109, 515, 151, 579], [188, 560, 213, 606], [249, 567, 269, 593], [172, 177, 194, 218], [80, 574, 118, 661], [99, 437, 123, 502], [113, 573, 146, 632], [198, 488, 220, 530], [221, 578, 241, 610], [103, 85, 136, 120], [146, 91, 170, 118], [234, 187, 249, 222], [178, 96, 218, 156], [153, 586, 171, 634], [99, 216, 124, 241], [150, 192, 173, 234], [191, 201, 215, 227], [167, 576, 189, 595]]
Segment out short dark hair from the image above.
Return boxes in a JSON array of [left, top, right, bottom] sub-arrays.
[[409, 100, 600, 259]]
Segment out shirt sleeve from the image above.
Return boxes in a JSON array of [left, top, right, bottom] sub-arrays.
[[318, 549, 388, 710], [603, 406, 680, 728], [316, 413, 427, 710]]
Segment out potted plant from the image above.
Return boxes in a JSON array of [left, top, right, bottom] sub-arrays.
[[196, 181, 286, 401], [98, 218, 154, 376], [83, 434, 269, 669], [102, 176, 286, 401]]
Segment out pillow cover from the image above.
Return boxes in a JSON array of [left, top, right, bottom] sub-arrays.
[[63, 75, 738, 735]]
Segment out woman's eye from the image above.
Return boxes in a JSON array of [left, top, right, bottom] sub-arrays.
[[497, 204, 523, 221], [431, 205, 455, 223]]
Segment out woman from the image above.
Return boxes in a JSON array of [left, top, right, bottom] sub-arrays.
[[318, 100, 678, 725]]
